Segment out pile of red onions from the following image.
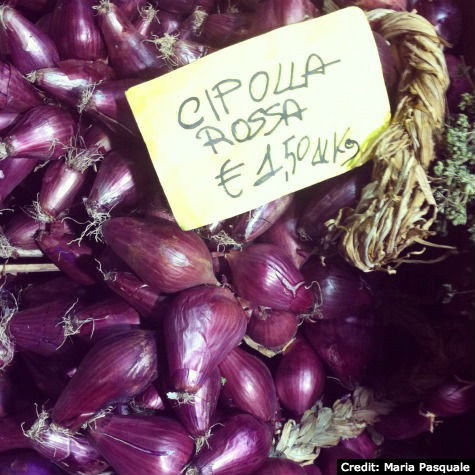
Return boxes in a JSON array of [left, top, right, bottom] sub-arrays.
[[0, 0, 473, 473]]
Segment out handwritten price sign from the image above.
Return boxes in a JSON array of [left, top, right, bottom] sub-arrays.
[[126, 7, 390, 230]]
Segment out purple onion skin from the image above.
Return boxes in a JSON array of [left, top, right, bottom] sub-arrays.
[[154, 9, 182, 36], [102, 217, 218, 294], [50, 0, 106, 61], [0, 157, 37, 205], [253, 457, 307, 475], [337, 0, 407, 9], [0, 372, 12, 417], [0, 451, 63, 475], [247, 308, 298, 352], [165, 286, 247, 393], [8, 298, 75, 356], [0, 61, 42, 113], [0, 416, 32, 453], [96, 1, 167, 80], [226, 194, 294, 244], [10, 0, 56, 14], [190, 413, 273, 475], [113, 0, 148, 19], [171, 368, 221, 436], [340, 431, 377, 458], [301, 257, 373, 320], [305, 313, 377, 389], [84, 123, 115, 155], [0, 6, 59, 74], [3, 213, 42, 253], [275, 337, 325, 415], [88, 414, 193, 475], [74, 297, 141, 343], [21, 276, 86, 307], [227, 244, 314, 313], [412, 0, 463, 46], [52, 330, 157, 430], [375, 404, 433, 440], [155, 0, 212, 15], [0, 112, 19, 132], [445, 54, 473, 113], [36, 12, 52, 33], [133, 4, 159, 38], [36, 224, 96, 285], [200, 12, 251, 47], [304, 464, 322, 475], [133, 382, 166, 412], [0, 106, 76, 160], [32, 60, 116, 107], [220, 347, 278, 422], [318, 447, 360, 475], [423, 379, 474, 417]]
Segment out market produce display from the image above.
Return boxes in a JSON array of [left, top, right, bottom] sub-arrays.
[[0, 0, 474, 474]]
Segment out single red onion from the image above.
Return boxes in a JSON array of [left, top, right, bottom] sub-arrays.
[[88, 414, 193, 475], [0, 106, 76, 161], [133, 3, 160, 37], [84, 122, 116, 155], [36, 223, 96, 285], [169, 368, 221, 437], [31, 60, 116, 107], [0, 157, 37, 206], [259, 202, 311, 269], [0, 371, 12, 417], [25, 411, 109, 475], [0, 5, 59, 74], [253, 457, 307, 475], [305, 313, 377, 388], [247, 308, 298, 353], [200, 12, 251, 47], [317, 447, 360, 475], [133, 382, 166, 412], [95, 0, 167, 79], [445, 54, 474, 113], [49, 0, 106, 61], [21, 276, 86, 307], [423, 378, 474, 417], [0, 416, 32, 453], [275, 337, 325, 414], [0, 112, 18, 132], [219, 346, 278, 421], [0, 451, 62, 475], [411, 0, 463, 46], [165, 286, 247, 393], [226, 243, 314, 313], [340, 431, 378, 458], [187, 413, 272, 475], [0, 61, 42, 113], [102, 217, 218, 293], [374, 403, 434, 440], [301, 257, 373, 320], [0, 214, 43, 258], [52, 329, 157, 430]]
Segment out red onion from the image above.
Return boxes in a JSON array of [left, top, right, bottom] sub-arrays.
[[9, 0, 56, 14], [25, 411, 109, 475], [155, 0, 215, 15], [113, 0, 147, 19], [0, 106, 76, 161], [445, 54, 474, 113], [375, 403, 434, 440], [0, 157, 37, 206], [200, 12, 251, 47], [134, 3, 160, 37], [304, 464, 322, 475], [337, 0, 407, 9], [227, 243, 314, 313], [95, 0, 167, 79], [49, 0, 106, 61], [0, 451, 62, 475], [165, 286, 247, 393], [259, 202, 311, 269], [31, 60, 116, 107], [178, 7, 210, 41], [187, 413, 272, 475], [35, 12, 52, 33], [411, 0, 463, 46], [1, 214, 43, 258], [102, 217, 218, 293], [0, 416, 32, 453], [0, 61, 42, 113], [340, 431, 378, 458], [52, 329, 157, 430], [88, 414, 194, 475], [247, 308, 298, 353], [305, 313, 377, 388], [275, 337, 325, 414], [36, 223, 96, 285], [219, 346, 278, 421], [170, 368, 221, 438], [133, 382, 166, 412], [254, 457, 307, 475], [301, 257, 373, 320], [0, 6, 59, 74], [154, 9, 182, 36], [317, 447, 360, 475], [423, 378, 474, 417], [0, 371, 12, 417], [84, 122, 116, 154], [0, 112, 18, 132]]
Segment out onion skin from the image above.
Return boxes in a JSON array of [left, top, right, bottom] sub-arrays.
[[247, 308, 298, 352], [227, 243, 314, 313], [0, 106, 76, 161], [84, 122, 116, 155], [52, 329, 158, 430], [0, 61, 42, 113], [165, 286, 247, 393], [0, 372, 11, 417], [171, 368, 221, 436], [189, 413, 273, 475], [113, 0, 148, 19], [0, 112, 18, 132], [340, 431, 377, 458], [2, 214, 43, 257], [275, 337, 325, 415], [155, 0, 215, 15], [0, 416, 32, 453], [133, 383, 166, 412], [0, 6, 59, 74], [200, 12, 251, 47], [0, 157, 37, 205], [318, 447, 360, 475], [88, 414, 193, 475], [337, 0, 407, 10], [0, 451, 63, 475], [304, 464, 322, 475], [133, 4, 159, 38], [50, 0, 106, 61], [423, 378, 474, 417], [21, 276, 86, 307], [253, 457, 307, 475], [154, 9, 182, 37], [102, 217, 218, 293], [220, 347, 278, 421]]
